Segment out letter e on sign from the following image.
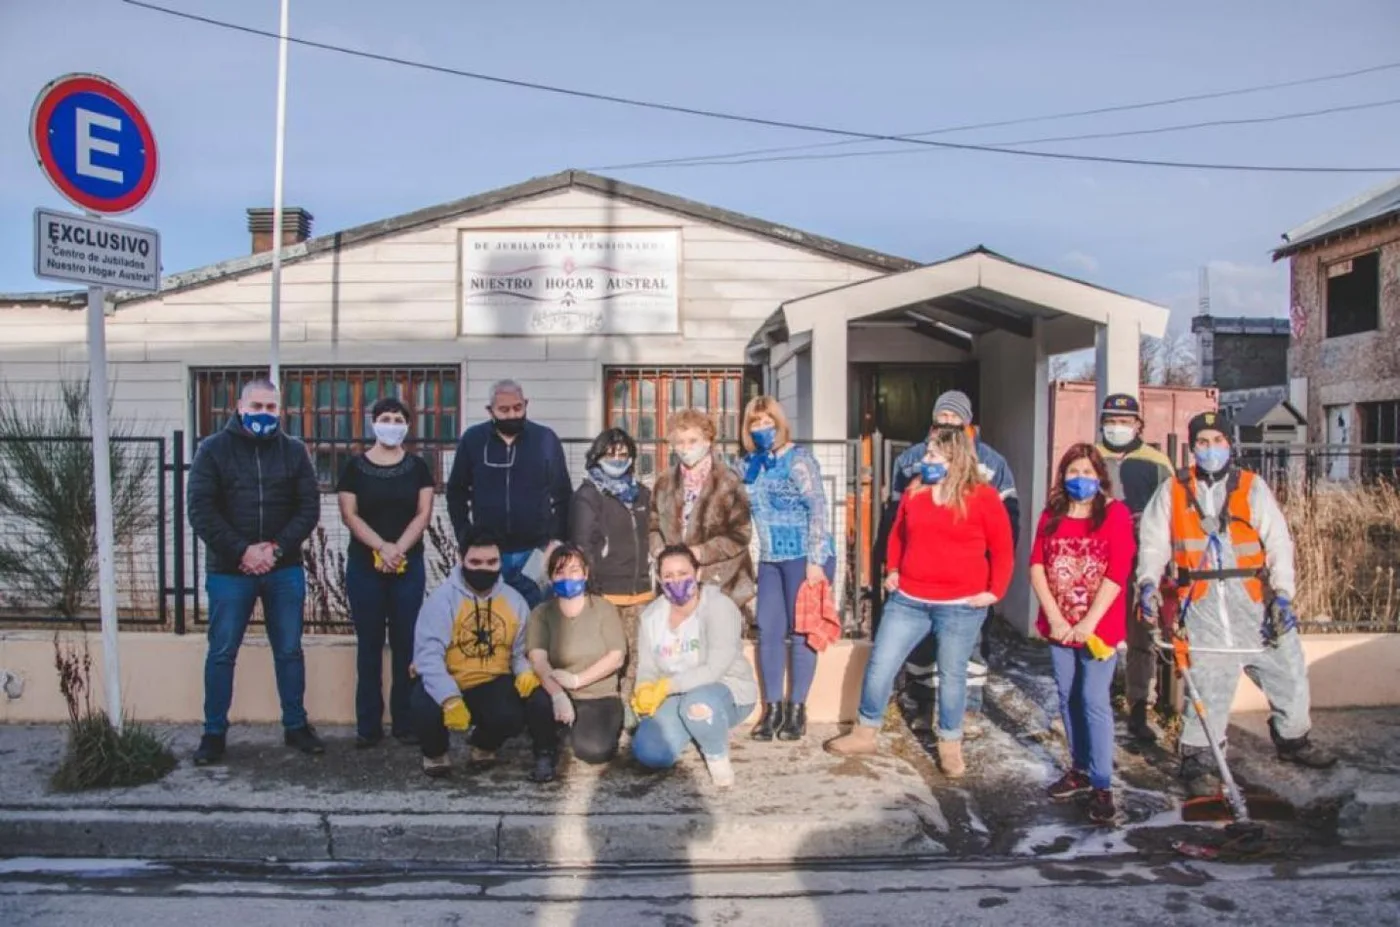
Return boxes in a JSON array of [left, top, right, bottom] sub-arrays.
[[30, 73, 159, 215]]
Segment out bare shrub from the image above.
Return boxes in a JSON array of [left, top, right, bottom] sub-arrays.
[[1283, 479, 1400, 629]]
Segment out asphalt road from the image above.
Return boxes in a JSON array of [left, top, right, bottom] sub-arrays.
[[3, 854, 1399, 926]]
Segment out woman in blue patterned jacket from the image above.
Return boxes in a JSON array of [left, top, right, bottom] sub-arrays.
[[739, 395, 836, 743]]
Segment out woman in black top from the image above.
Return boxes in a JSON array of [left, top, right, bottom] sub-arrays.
[[569, 427, 653, 724], [337, 397, 435, 747]]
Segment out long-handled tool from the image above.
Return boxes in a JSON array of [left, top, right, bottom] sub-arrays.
[[1149, 581, 1292, 830]]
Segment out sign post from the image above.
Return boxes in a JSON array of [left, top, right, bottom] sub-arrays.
[[31, 73, 160, 731]]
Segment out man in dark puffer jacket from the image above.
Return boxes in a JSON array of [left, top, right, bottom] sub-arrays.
[[187, 378, 323, 765]]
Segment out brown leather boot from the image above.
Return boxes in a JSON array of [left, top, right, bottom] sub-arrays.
[[937, 739, 966, 778], [824, 725, 878, 756]]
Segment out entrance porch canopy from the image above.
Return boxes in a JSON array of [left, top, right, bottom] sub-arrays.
[[750, 247, 1171, 632]]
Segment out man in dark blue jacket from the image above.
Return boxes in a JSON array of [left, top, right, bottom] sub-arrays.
[[187, 378, 323, 766], [446, 379, 572, 608]]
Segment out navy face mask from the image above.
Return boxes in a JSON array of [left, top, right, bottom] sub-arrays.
[[241, 411, 279, 437]]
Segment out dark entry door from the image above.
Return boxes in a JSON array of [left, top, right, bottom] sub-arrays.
[[856, 363, 978, 441]]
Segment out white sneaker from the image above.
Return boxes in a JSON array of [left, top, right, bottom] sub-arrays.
[[704, 753, 735, 789]]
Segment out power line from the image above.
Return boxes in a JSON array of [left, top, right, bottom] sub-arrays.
[[591, 60, 1400, 170], [593, 96, 1400, 171], [120, 0, 1400, 175]]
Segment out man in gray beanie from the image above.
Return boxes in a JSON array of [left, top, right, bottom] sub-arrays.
[[878, 390, 1019, 734]]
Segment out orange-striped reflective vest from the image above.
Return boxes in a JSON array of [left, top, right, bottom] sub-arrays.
[[1168, 468, 1266, 603]]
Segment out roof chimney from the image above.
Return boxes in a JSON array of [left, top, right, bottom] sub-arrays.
[[247, 207, 314, 254]]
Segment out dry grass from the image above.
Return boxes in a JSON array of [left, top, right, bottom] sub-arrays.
[[1283, 479, 1400, 630]]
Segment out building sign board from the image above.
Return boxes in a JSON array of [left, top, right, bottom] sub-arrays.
[[461, 229, 680, 335]]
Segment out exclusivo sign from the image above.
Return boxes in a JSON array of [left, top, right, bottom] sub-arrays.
[[460, 229, 680, 336], [34, 207, 161, 292]]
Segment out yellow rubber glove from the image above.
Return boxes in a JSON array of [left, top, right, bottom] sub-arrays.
[[632, 678, 671, 718], [442, 697, 471, 731], [630, 682, 654, 719], [515, 670, 541, 699], [1085, 634, 1115, 661]]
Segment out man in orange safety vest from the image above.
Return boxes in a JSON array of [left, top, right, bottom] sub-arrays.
[[1135, 412, 1335, 797]]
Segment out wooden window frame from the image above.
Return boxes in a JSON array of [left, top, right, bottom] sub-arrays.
[[1324, 250, 1381, 339], [602, 365, 762, 477]]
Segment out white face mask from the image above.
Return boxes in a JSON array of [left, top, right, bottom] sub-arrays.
[[676, 444, 710, 468], [1102, 424, 1136, 448], [373, 422, 409, 447]]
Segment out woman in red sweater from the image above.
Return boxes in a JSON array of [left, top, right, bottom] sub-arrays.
[[825, 426, 1013, 777], [1029, 443, 1135, 826]]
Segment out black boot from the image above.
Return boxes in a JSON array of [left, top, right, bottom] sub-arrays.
[[193, 733, 225, 766], [530, 751, 558, 783], [284, 725, 326, 755], [750, 702, 785, 741], [1128, 700, 1157, 742], [777, 702, 807, 741], [1271, 722, 1337, 769], [1180, 749, 1222, 799]]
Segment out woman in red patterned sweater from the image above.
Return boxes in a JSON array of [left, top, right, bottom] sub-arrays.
[[825, 426, 1014, 778], [1029, 443, 1136, 826]]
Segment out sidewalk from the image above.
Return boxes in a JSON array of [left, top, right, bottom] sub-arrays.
[[0, 722, 948, 865]]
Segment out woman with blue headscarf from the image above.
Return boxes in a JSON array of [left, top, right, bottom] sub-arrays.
[[739, 395, 835, 743]]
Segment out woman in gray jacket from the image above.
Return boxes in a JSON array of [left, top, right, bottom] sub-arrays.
[[631, 545, 758, 788]]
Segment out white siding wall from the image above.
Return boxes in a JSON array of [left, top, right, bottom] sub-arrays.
[[0, 186, 884, 441]]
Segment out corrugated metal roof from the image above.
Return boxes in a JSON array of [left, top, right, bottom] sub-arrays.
[[1274, 174, 1400, 259]]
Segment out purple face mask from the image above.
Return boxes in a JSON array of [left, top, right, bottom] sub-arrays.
[[662, 577, 697, 606]]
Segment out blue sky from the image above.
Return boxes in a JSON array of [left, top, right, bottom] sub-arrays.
[[3, 0, 1398, 329]]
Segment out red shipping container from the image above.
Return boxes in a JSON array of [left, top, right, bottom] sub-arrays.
[[1046, 381, 1218, 484]]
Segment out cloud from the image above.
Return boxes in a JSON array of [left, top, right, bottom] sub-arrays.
[[1159, 259, 1287, 324], [1061, 250, 1100, 274]]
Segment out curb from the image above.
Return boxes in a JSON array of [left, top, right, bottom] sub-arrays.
[[1, 807, 946, 865]]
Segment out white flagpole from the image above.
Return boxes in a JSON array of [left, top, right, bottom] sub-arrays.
[[269, 0, 290, 383]]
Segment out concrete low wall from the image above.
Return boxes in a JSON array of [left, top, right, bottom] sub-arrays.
[[0, 631, 873, 726], [2, 630, 1396, 726]]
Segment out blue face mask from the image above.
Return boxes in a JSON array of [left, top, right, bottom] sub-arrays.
[[241, 412, 279, 437], [1064, 476, 1100, 502], [1195, 446, 1231, 474], [552, 578, 588, 600], [750, 426, 778, 453], [598, 459, 631, 479], [920, 462, 948, 484]]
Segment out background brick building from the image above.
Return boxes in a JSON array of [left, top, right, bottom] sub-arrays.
[[1276, 177, 1400, 447]]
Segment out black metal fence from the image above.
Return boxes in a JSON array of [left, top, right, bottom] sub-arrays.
[[3, 433, 1395, 634], [0, 431, 875, 638]]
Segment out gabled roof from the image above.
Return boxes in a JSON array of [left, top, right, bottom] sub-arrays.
[[3, 170, 918, 308], [1273, 175, 1400, 260], [1235, 394, 1306, 428]]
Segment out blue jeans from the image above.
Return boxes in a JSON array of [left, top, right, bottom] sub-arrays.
[[755, 556, 835, 704], [345, 551, 426, 739], [632, 683, 753, 767], [858, 593, 986, 740], [203, 566, 308, 736], [1050, 644, 1118, 790], [502, 550, 546, 610]]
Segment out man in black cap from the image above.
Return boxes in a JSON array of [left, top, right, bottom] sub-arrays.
[[1096, 393, 1174, 741], [1136, 411, 1334, 797]]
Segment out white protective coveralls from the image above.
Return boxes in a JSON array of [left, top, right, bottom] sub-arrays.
[[1136, 467, 1313, 753]]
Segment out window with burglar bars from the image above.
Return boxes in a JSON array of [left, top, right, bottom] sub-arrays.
[[603, 366, 762, 478], [192, 366, 460, 487]]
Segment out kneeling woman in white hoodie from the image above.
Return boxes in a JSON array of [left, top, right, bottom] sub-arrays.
[[631, 545, 758, 787]]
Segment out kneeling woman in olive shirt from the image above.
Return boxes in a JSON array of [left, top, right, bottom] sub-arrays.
[[525, 544, 628, 783]]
